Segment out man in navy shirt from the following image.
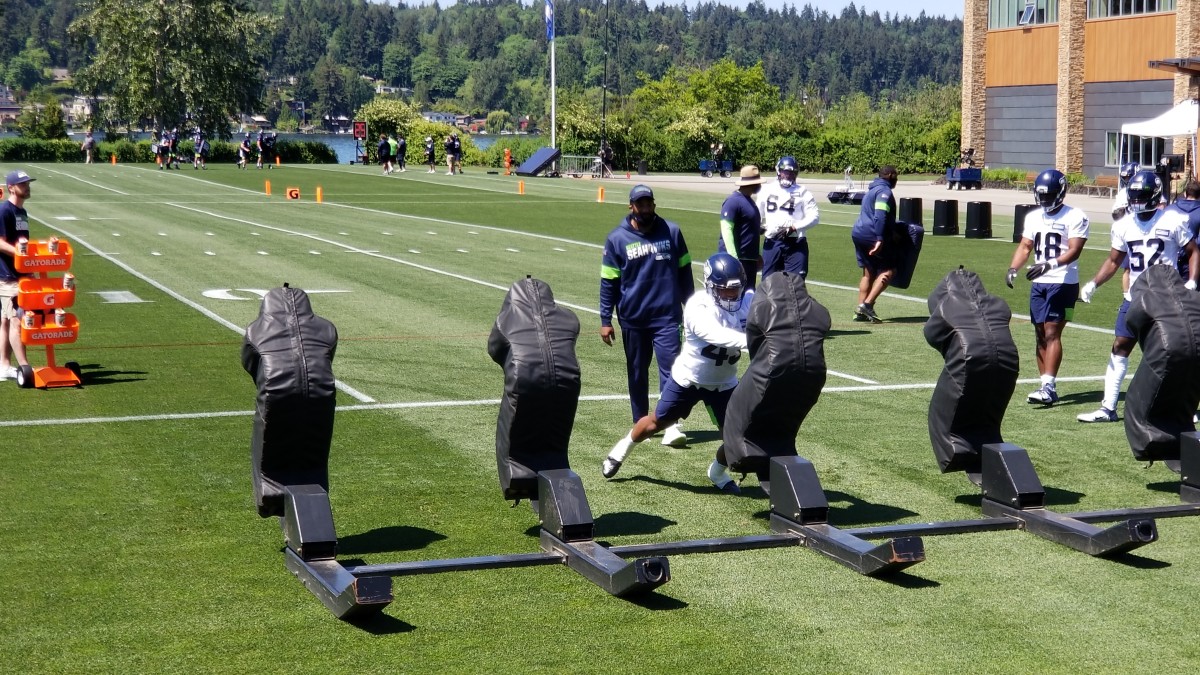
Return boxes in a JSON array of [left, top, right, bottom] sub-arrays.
[[717, 165, 764, 289], [601, 184, 695, 444], [850, 166, 899, 323], [0, 170, 34, 380], [395, 135, 407, 172], [1172, 179, 1200, 279]]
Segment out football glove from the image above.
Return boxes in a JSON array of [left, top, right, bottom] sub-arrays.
[[1186, 280, 1198, 291], [1025, 259, 1057, 281], [1005, 268, 1018, 289], [1080, 281, 1097, 303]]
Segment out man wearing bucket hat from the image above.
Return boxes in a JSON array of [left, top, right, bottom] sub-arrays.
[[0, 170, 34, 381], [601, 184, 695, 446], [718, 165, 765, 290]]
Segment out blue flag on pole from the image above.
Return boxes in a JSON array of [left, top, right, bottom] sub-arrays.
[[545, 0, 554, 41]]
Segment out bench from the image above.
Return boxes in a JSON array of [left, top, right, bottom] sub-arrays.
[[1014, 172, 1037, 192], [1081, 175, 1119, 198]]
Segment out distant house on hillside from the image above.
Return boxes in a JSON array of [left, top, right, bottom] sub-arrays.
[[50, 68, 70, 82], [0, 86, 19, 125], [421, 111, 456, 125], [375, 84, 411, 97], [65, 97, 93, 125]]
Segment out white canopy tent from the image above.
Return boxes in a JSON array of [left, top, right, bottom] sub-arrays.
[[1121, 99, 1199, 176]]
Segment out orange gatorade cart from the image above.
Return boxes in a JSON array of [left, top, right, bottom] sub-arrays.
[[14, 237, 82, 388]]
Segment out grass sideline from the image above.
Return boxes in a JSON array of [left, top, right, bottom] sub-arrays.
[[1, 162, 1198, 673]]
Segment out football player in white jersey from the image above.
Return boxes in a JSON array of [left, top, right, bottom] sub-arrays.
[[1077, 170, 1200, 422], [603, 253, 753, 493], [1005, 169, 1090, 406], [757, 156, 819, 280], [1110, 162, 1139, 220]]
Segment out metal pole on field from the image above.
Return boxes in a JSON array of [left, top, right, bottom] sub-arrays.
[[601, 0, 609, 146], [547, 0, 556, 151]]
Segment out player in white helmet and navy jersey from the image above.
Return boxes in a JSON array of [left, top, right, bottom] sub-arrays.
[[603, 253, 753, 493], [1076, 169, 1200, 422], [1005, 169, 1090, 406]]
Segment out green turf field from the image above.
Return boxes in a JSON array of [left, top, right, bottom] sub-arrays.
[[2, 162, 1197, 673]]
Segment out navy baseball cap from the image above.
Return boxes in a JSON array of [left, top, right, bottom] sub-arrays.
[[629, 184, 654, 202], [5, 170, 34, 186]]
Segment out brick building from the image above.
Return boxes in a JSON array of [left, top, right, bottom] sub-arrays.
[[961, 0, 1199, 179]]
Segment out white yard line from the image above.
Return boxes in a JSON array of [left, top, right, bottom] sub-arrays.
[[29, 213, 377, 404], [827, 370, 877, 384], [33, 164, 130, 195], [165, 203, 884, 386], [38, 165, 1112, 388], [0, 375, 1117, 429]]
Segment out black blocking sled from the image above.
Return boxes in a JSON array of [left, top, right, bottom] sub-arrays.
[[247, 278, 927, 620], [248, 269, 1200, 621], [921, 268, 1200, 556]]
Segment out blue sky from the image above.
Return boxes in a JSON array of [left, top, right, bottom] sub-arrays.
[[408, 1, 963, 21]]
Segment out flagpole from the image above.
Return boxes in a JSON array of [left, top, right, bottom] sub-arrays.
[[550, 41, 556, 150], [547, 0, 556, 151]]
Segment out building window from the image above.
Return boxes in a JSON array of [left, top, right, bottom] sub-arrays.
[[1106, 131, 1166, 168], [990, 0, 1058, 29], [1088, 0, 1175, 18]]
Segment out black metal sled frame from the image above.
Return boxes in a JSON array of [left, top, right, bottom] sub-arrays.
[[977, 443, 1159, 556], [279, 459, 924, 619], [277, 436, 1200, 620]]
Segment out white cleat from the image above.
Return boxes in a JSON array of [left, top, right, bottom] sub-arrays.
[[601, 457, 622, 479], [1077, 407, 1118, 423], [707, 461, 741, 494], [661, 423, 687, 447]]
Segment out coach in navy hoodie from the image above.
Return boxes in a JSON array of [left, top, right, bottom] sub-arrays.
[[850, 166, 899, 323], [601, 184, 695, 422]]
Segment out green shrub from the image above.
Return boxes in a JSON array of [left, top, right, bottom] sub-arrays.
[[478, 136, 543, 169], [0, 138, 87, 162], [1065, 172, 1089, 187], [982, 167, 1028, 183]]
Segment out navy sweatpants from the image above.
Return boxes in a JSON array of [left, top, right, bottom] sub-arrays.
[[620, 322, 681, 422], [761, 237, 809, 280]]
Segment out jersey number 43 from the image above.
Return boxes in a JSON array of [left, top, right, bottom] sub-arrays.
[[701, 345, 741, 366]]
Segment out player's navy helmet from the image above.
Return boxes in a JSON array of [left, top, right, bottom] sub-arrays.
[[1119, 162, 1140, 185], [1126, 169, 1163, 215], [703, 253, 747, 312], [776, 156, 798, 188], [1033, 169, 1067, 212]]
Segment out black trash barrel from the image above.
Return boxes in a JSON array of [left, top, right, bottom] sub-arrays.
[[1013, 204, 1039, 243], [933, 199, 959, 236], [637, 159, 648, 175], [899, 197, 924, 226], [965, 201, 992, 239]]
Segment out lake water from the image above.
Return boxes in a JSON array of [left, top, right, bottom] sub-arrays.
[[280, 132, 502, 163], [2, 130, 525, 164], [0, 131, 503, 164]]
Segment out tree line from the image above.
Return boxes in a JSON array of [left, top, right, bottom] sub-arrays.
[[3, 0, 961, 126]]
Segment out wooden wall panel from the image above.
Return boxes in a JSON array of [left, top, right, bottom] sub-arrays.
[[1084, 14, 1176, 82], [986, 26, 1059, 87]]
